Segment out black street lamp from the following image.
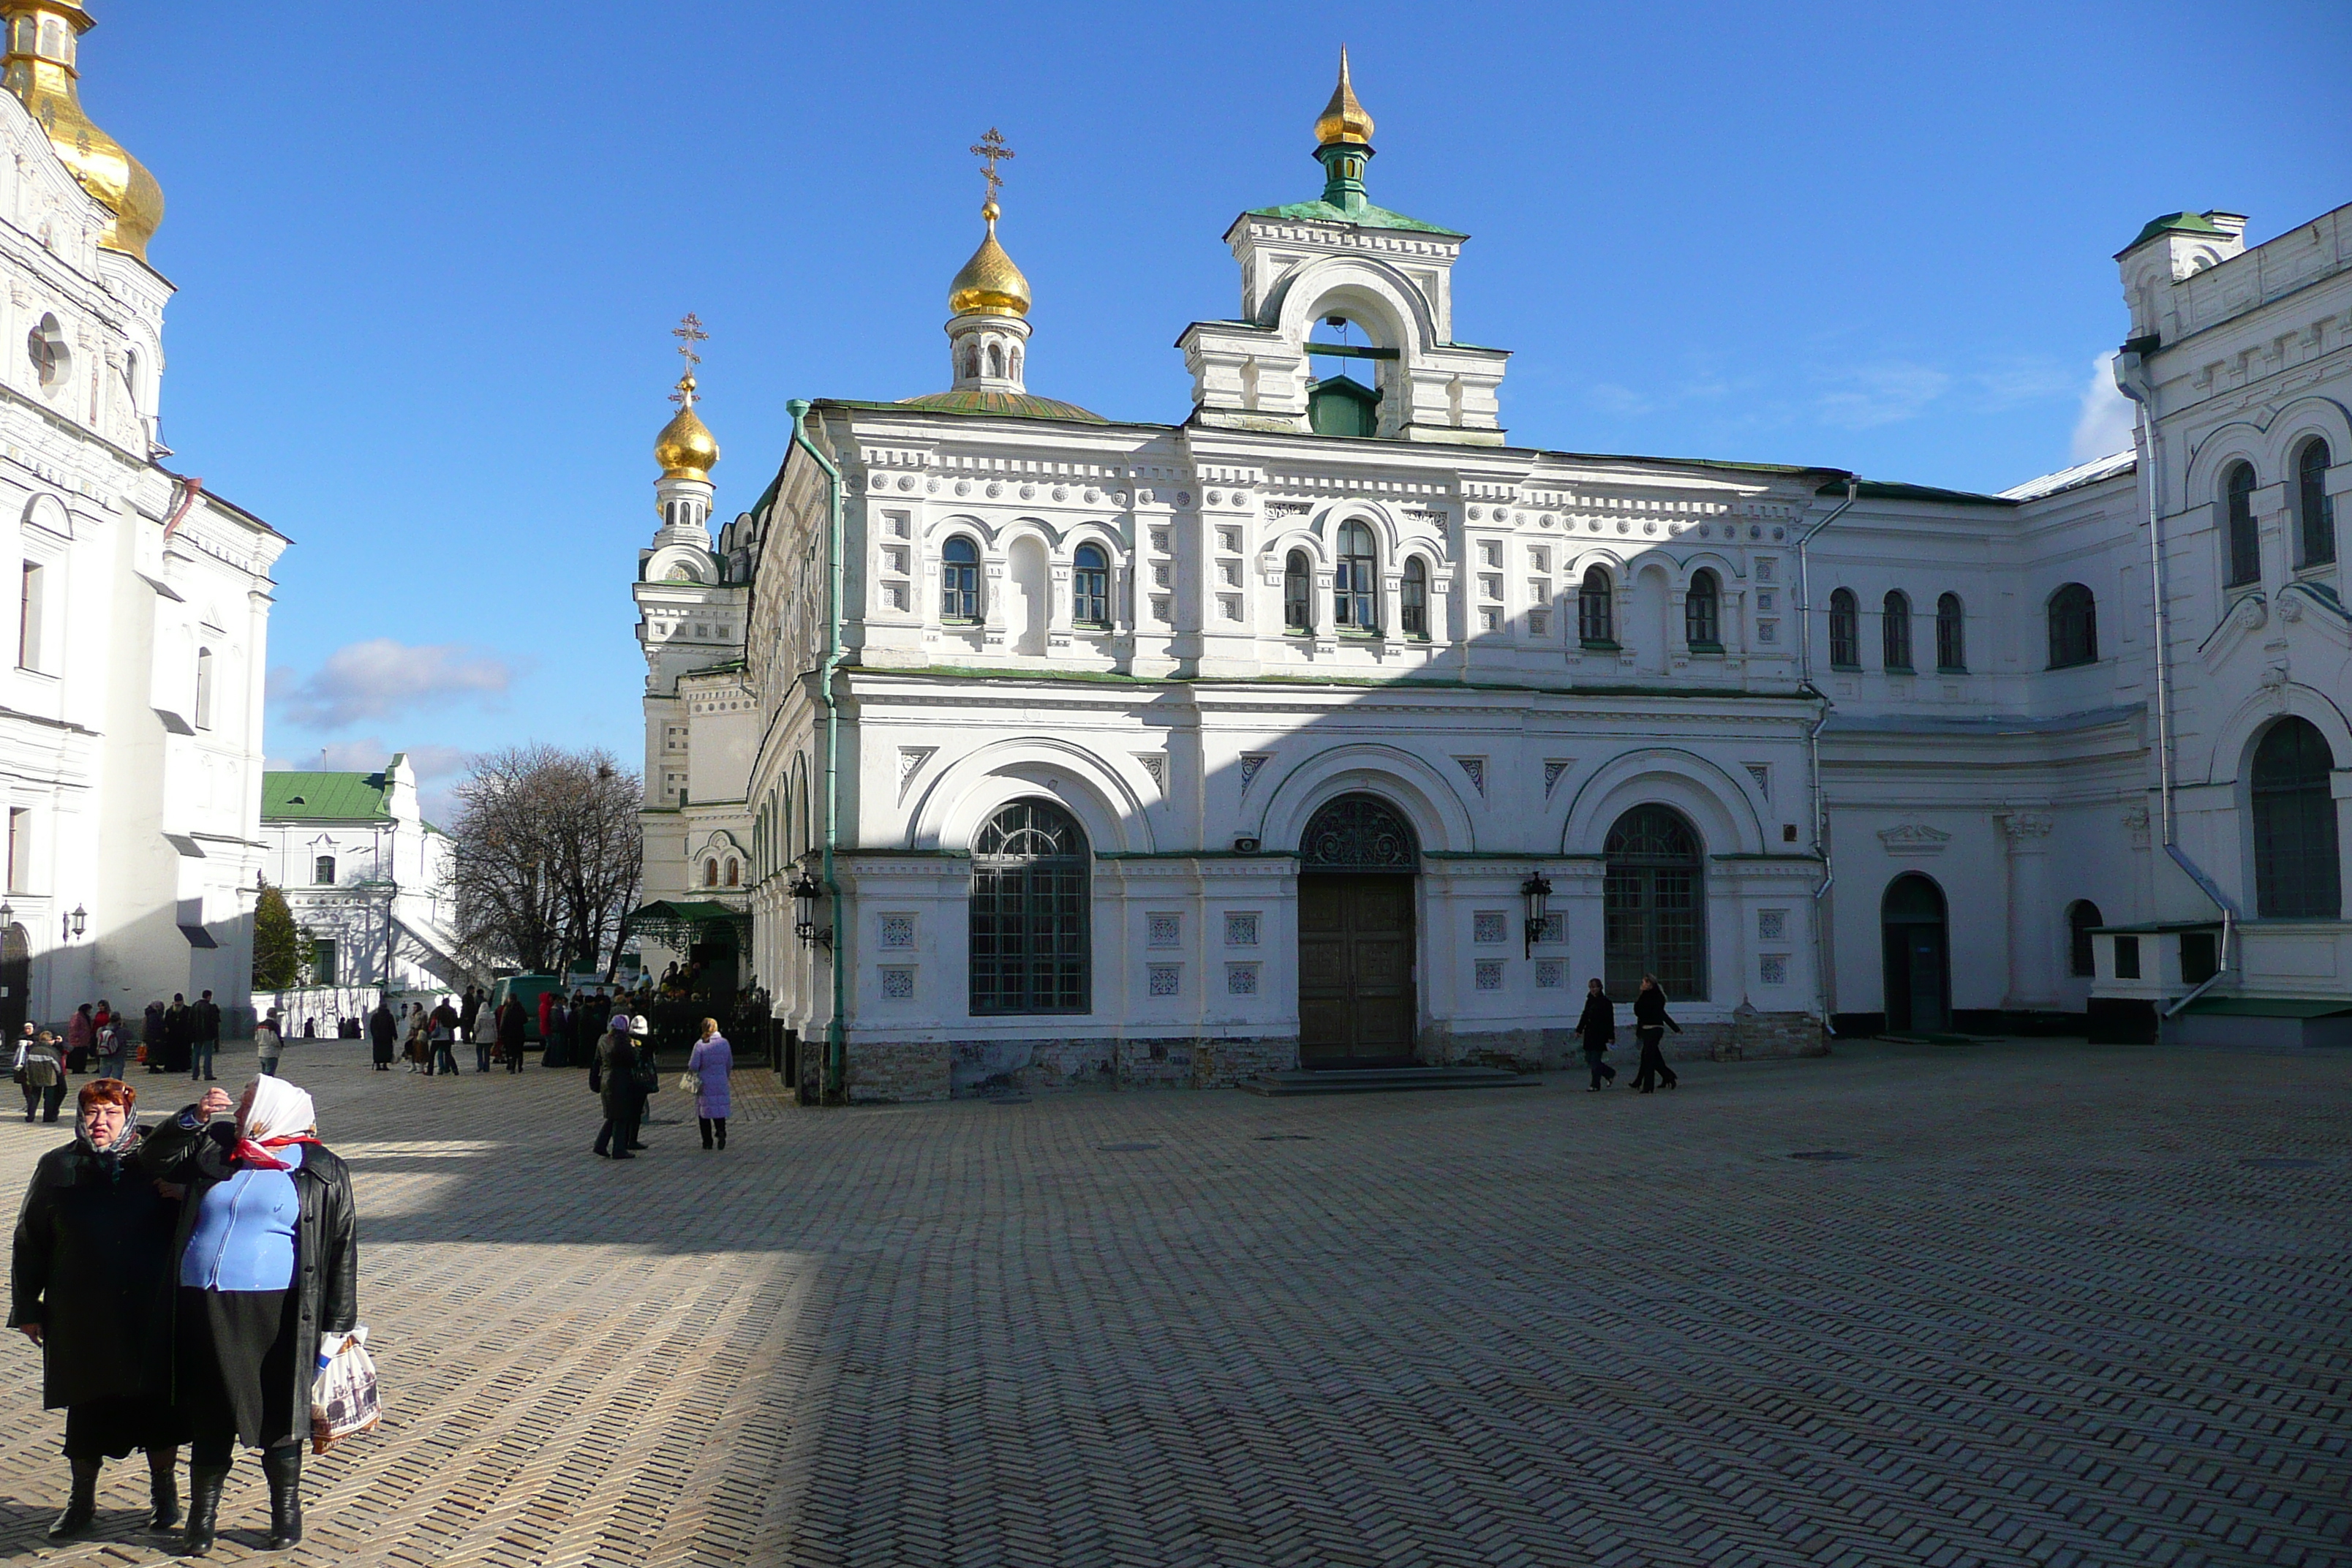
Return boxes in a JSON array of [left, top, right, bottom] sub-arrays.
[[1520, 872, 1552, 959], [788, 870, 832, 949]]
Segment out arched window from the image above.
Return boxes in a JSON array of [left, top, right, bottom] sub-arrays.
[[2067, 899, 2103, 978], [2048, 583, 2097, 668], [1935, 592, 1966, 671], [987, 343, 1004, 378], [1335, 521, 1378, 631], [1882, 591, 1912, 671], [1284, 550, 1312, 631], [194, 647, 215, 729], [969, 799, 1090, 1014], [2252, 717, 2340, 918], [2223, 461, 2260, 587], [941, 535, 981, 622], [1400, 556, 1429, 638], [1684, 570, 1721, 649], [2296, 438, 2336, 568], [1828, 588, 1860, 668], [725, 858, 739, 887], [1071, 543, 1110, 627], [1578, 566, 1615, 647], [314, 855, 336, 887], [705, 858, 720, 888], [1603, 804, 1705, 1000]]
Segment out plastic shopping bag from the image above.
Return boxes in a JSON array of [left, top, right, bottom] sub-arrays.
[[312, 1327, 382, 1455]]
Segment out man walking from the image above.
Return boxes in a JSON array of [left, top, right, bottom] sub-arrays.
[[1629, 974, 1681, 1093], [188, 990, 220, 1082], [1575, 978, 1618, 1091]]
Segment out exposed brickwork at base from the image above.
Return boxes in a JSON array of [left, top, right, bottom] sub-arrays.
[[845, 1039, 950, 1103]]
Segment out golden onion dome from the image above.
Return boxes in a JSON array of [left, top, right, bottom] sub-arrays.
[[654, 375, 720, 481], [948, 201, 1031, 318], [1313, 47, 1375, 147], [1, 2, 165, 262]]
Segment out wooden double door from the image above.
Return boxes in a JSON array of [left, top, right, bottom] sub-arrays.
[[1297, 873, 1417, 1068]]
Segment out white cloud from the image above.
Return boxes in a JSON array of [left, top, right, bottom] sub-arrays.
[[2070, 351, 2136, 461], [271, 639, 516, 729], [1586, 382, 1658, 417], [1815, 363, 1952, 430]]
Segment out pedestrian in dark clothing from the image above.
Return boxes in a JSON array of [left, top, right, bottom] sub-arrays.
[[366, 1004, 397, 1071], [142, 1000, 165, 1069], [428, 999, 460, 1077], [1575, 979, 1618, 1090], [157, 998, 189, 1076], [497, 1000, 527, 1073], [143, 1077, 357, 1556], [590, 1016, 647, 1158], [458, 987, 481, 1041], [19, 1030, 68, 1121], [1629, 975, 1681, 1092], [10, 1079, 185, 1539], [189, 992, 221, 1082]]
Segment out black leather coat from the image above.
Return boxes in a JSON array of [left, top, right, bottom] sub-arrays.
[[8, 1130, 178, 1409]]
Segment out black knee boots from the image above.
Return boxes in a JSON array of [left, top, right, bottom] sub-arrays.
[[263, 1443, 304, 1549], [145, 1445, 182, 1531], [48, 1455, 99, 1537], [184, 1463, 228, 1556]]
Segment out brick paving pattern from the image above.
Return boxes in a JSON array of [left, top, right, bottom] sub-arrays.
[[0, 1040, 2345, 1567]]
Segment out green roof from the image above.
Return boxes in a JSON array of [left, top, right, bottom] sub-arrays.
[[2127, 211, 2224, 249], [262, 771, 390, 821], [893, 388, 1107, 423], [1242, 197, 1464, 238]]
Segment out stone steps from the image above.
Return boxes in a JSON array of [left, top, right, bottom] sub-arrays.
[[1239, 1065, 1542, 1096]]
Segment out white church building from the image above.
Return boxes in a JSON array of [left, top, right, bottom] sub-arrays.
[[0, 2, 287, 1037], [636, 59, 2351, 1099]]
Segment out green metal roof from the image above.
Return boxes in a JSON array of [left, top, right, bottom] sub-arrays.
[[1242, 197, 1464, 238], [261, 772, 390, 821], [892, 389, 1108, 423], [2127, 211, 2224, 249]]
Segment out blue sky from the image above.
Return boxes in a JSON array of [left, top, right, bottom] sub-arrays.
[[88, 0, 2351, 806]]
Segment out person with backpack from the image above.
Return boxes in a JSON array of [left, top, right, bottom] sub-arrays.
[[1629, 975, 1681, 1093]]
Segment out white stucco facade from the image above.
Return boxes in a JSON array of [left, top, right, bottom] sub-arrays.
[[636, 74, 2352, 1093]]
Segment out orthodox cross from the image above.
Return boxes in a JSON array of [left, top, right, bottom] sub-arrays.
[[970, 128, 1014, 203], [670, 312, 707, 406]]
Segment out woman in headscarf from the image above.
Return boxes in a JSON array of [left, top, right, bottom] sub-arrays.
[[687, 1017, 734, 1151], [143, 1076, 356, 1555], [10, 1079, 185, 1539]]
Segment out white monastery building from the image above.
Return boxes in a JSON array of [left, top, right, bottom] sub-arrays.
[[636, 59, 2352, 1099], [0, 3, 286, 1036], [259, 754, 465, 1022]]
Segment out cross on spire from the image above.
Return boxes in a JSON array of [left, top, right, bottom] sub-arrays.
[[970, 127, 1015, 205], [669, 313, 707, 407]]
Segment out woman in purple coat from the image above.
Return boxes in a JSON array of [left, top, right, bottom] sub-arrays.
[[687, 1019, 733, 1151]]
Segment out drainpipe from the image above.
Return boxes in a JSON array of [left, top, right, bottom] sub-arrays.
[[786, 399, 850, 1102], [2113, 349, 2238, 1017], [1796, 478, 1859, 1037]]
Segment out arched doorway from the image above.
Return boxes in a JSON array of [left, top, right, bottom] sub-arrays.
[[1881, 873, 1950, 1033], [2252, 717, 2340, 918], [1603, 805, 1705, 999], [0, 923, 25, 1041], [1297, 794, 1417, 1068]]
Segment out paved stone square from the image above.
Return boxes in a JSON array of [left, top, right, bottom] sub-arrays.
[[0, 1040, 2345, 1567]]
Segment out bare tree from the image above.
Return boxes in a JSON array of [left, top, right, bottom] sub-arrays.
[[450, 745, 642, 978]]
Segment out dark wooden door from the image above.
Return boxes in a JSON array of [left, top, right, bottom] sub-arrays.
[[1298, 874, 1416, 1068]]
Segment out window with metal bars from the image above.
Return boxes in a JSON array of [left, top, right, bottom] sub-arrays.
[[1578, 566, 1615, 647], [1828, 587, 1860, 668], [1882, 590, 1912, 671], [1284, 550, 1312, 631], [1400, 556, 1428, 638], [2223, 462, 2260, 587], [2252, 717, 2340, 919], [1935, 592, 1965, 671], [2296, 439, 2336, 568], [968, 799, 1091, 1014], [2047, 583, 2097, 668], [1684, 570, 1720, 649], [1602, 804, 1705, 1000]]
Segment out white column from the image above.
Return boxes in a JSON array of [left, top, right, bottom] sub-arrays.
[[2000, 810, 2058, 1009]]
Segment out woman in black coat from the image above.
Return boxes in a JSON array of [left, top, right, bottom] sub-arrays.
[[143, 1077, 357, 1556], [1574, 979, 1618, 1090], [1629, 974, 1681, 1092], [366, 1002, 397, 1070], [9, 1079, 185, 1539]]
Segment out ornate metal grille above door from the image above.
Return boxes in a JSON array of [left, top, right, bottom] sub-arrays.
[[1300, 794, 1419, 872]]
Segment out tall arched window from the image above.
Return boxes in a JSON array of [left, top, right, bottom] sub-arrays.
[[1578, 566, 1615, 647], [1400, 556, 1429, 638], [2223, 461, 2260, 587], [2296, 438, 2336, 568], [941, 535, 981, 622], [1684, 570, 1721, 649], [1335, 521, 1378, 631], [1284, 549, 1312, 631], [1935, 592, 1966, 671], [725, 858, 739, 887], [1071, 543, 1110, 627], [2048, 583, 2097, 668], [2067, 899, 2103, 978], [1603, 804, 1705, 1000], [1828, 588, 1860, 668], [1882, 591, 1912, 671], [704, 858, 720, 888], [2252, 717, 2340, 918], [970, 799, 1090, 1014], [194, 647, 215, 730]]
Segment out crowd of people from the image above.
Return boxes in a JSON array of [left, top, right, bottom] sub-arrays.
[[7, 1068, 358, 1553]]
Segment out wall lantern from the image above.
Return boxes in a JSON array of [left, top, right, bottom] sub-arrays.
[[70, 905, 86, 939], [0, 899, 15, 930], [1520, 873, 1553, 958], [788, 870, 833, 950]]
